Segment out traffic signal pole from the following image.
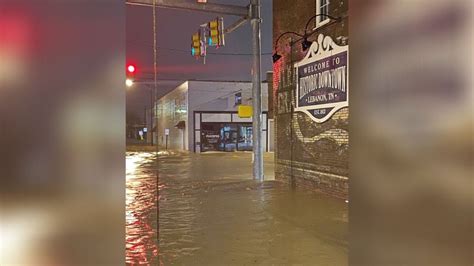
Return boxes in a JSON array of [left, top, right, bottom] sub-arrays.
[[126, 0, 264, 181], [250, 0, 263, 181], [149, 85, 154, 145], [224, 17, 248, 34]]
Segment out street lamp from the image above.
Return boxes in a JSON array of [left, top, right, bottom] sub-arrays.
[[272, 53, 282, 63], [125, 63, 156, 145], [126, 78, 134, 87], [302, 14, 341, 51], [301, 37, 312, 52], [272, 31, 303, 63], [273, 14, 342, 62]]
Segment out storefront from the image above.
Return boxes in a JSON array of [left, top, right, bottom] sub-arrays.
[[200, 123, 253, 152], [155, 80, 269, 152], [194, 111, 268, 153]]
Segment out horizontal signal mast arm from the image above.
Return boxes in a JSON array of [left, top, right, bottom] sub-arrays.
[[126, 0, 249, 17], [225, 17, 249, 34]]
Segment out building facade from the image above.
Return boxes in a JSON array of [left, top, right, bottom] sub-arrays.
[[155, 80, 270, 153], [272, 0, 348, 199]]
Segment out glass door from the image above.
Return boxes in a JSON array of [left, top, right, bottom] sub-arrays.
[[219, 125, 238, 151], [237, 124, 253, 151]]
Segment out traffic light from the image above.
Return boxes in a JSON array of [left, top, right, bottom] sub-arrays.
[[208, 17, 225, 47], [190, 18, 225, 62], [191, 29, 206, 58], [191, 32, 201, 56], [126, 64, 136, 87]]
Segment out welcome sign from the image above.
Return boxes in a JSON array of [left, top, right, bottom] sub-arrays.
[[295, 34, 349, 123]]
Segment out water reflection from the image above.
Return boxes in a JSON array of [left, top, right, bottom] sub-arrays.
[[125, 152, 158, 265]]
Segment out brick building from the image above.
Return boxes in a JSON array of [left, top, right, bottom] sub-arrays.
[[271, 0, 348, 199]]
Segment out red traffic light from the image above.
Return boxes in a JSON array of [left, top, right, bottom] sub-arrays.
[[127, 64, 136, 73]]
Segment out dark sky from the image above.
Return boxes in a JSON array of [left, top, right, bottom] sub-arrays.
[[126, 0, 273, 120]]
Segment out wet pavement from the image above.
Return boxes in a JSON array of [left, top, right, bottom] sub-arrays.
[[126, 151, 348, 265], [126, 152, 158, 265]]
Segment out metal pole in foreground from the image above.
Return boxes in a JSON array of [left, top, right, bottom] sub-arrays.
[[250, 0, 263, 181], [149, 86, 154, 145]]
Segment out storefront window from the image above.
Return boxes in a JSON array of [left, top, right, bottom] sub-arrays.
[[201, 123, 221, 152], [200, 122, 253, 152], [237, 125, 253, 151]]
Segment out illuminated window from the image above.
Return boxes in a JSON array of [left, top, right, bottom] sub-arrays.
[[316, 0, 330, 28]]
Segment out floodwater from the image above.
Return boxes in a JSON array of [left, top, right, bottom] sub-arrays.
[[126, 152, 158, 265], [126, 151, 348, 265]]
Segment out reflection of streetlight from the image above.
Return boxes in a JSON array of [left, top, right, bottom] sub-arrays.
[[126, 78, 134, 87]]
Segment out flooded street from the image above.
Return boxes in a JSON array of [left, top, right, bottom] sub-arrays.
[[126, 151, 347, 265], [126, 152, 158, 265]]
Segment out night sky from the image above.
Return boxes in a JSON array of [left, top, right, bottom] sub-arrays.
[[126, 0, 273, 120]]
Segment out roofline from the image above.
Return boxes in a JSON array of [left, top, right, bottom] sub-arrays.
[[157, 80, 189, 101], [156, 79, 269, 102], [186, 79, 268, 83], [190, 80, 250, 83]]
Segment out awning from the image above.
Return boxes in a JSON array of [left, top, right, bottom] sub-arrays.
[[175, 120, 185, 129]]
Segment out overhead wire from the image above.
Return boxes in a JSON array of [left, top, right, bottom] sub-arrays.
[[128, 41, 272, 56]]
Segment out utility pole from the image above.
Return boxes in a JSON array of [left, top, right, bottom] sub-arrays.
[[149, 85, 154, 145], [250, 0, 263, 181], [127, 0, 264, 181]]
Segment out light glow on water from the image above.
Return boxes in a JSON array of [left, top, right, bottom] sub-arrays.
[[125, 152, 158, 265]]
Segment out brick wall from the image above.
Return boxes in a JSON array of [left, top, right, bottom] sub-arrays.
[[273, 0, 349, 199], [267, 71, 274, 119]]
